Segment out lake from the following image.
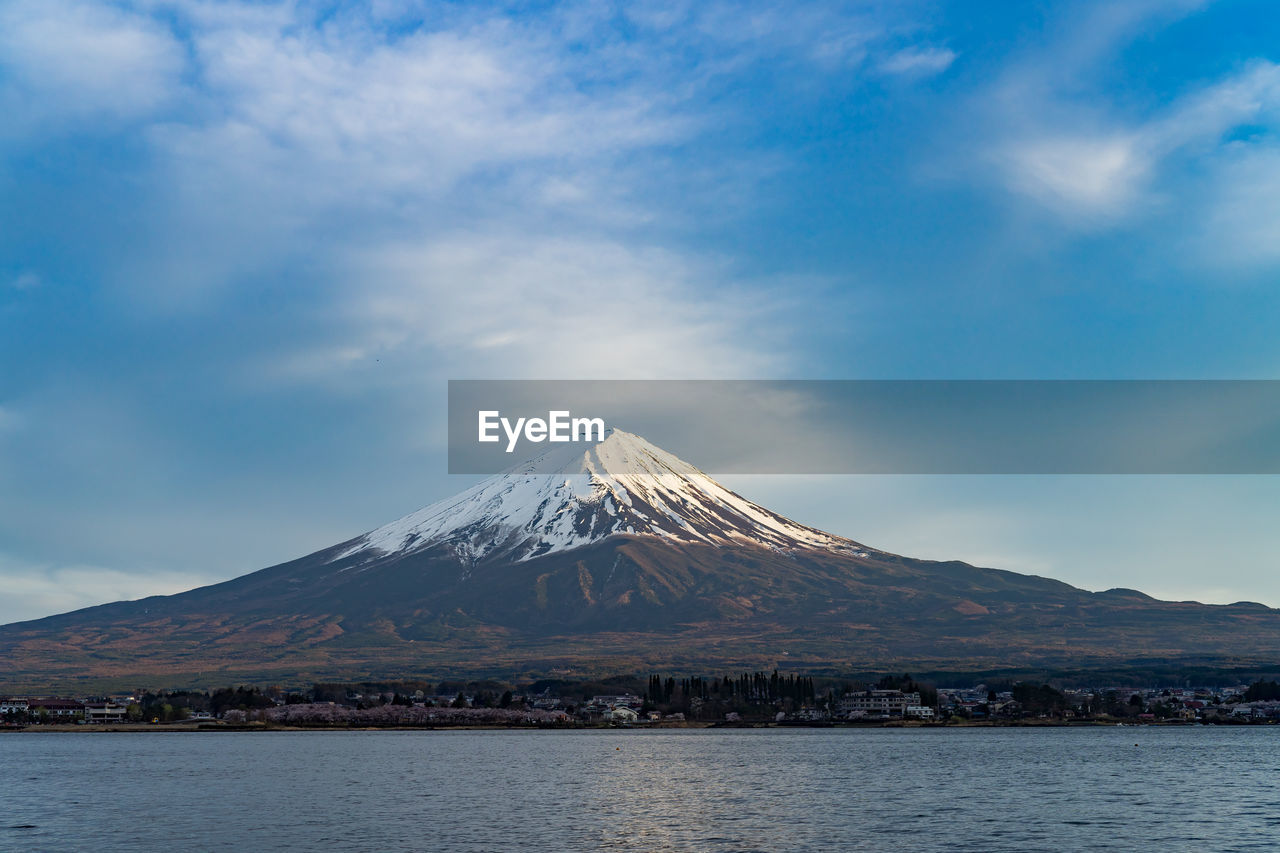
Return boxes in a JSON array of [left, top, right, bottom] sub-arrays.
[[3, 727, 1277, 850]]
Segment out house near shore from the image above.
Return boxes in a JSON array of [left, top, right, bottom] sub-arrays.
[[580, 694, 644, 721], [837, 690, 922, 719], [604, 707, 639, 723], [84, 703, 128, 724], [28, 699, 84, 719]]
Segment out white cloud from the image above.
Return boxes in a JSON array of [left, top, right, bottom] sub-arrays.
[[1148, 62, 1280, 151], [979, 52, 1280, 238], [956, 0, 1280, 239], [9, 271, 41, 290], [0, 556, 211, 625], [96, 3, 811, 372], [0, 0, 184, 128], [879, 47, 955, 77], [179, 19, 686, 194], [0, 405, 20, 433], [1197, 147, 1280, 268], [102, 6, 699, 312], [271, 233, 785, 383], [639, 2, 878, 69], [996, 134, 1145, 216]]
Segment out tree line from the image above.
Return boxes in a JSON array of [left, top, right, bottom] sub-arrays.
[[646, 671, 817, 705]]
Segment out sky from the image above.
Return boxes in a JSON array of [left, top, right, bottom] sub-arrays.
[[2, 0, 1279, 624]]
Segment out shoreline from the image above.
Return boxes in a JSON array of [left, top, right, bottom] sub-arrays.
[[5, 718, 1268, 733]]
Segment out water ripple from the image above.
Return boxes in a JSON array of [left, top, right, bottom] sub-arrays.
[[3, 727, 1278, 851]]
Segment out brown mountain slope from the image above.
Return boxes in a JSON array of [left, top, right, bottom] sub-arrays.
[[2, 531, 1278, 692]]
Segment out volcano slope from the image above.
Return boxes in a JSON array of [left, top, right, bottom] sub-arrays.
[[2, 431, 1277, 690]]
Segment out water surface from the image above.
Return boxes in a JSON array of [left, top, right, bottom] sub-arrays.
[[3, 727, 1276, 851]]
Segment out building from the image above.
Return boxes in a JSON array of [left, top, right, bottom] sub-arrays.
[[580, 694, 644, 720], [1, 698, 30, 715], [838, 690, 922, 718], [28, 699, 84, 720], [604, 707, 639, 723], [905, 705, 935, 719], [84, 703, 128, 724]]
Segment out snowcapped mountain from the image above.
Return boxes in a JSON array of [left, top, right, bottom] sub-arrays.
[[334, 429, 873, 565], [9, 429, 1280, 691]]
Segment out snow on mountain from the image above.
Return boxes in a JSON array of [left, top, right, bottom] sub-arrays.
[[333, 429, 872, 565]]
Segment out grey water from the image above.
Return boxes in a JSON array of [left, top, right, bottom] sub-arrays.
[[3, 727, 1278, 851]]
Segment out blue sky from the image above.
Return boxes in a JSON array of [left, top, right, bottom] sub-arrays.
[[2, 0, 1279, 622]]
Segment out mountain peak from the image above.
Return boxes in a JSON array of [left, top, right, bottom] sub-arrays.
[[334, 429, 871, 565]]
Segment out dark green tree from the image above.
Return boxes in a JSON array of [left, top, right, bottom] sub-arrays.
[[1244, 680, 1280, 701]]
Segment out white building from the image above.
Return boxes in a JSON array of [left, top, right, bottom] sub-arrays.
[[591, 695, 643, 710], [838, 690, 922, 718], [84, 703, 128, 724], [605, 707, 639, 722]]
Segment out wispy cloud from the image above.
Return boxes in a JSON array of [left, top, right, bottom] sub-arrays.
[[995, 134, 1145, 216], [878, 46, 955, 77], [992, 60, 1280, 267], [0, 0, 185, 131], [0, 555, 215, 625], [965, 2, 1280, 265], [1197, 147, 1280, 267], [181, 17, 687, 192], [8, 271, 41, 290], [273, 233, 787, 384], [0, 405, 20, 433]]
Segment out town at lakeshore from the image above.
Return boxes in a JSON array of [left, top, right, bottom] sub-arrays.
[[7, 674, 1280, 729]]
